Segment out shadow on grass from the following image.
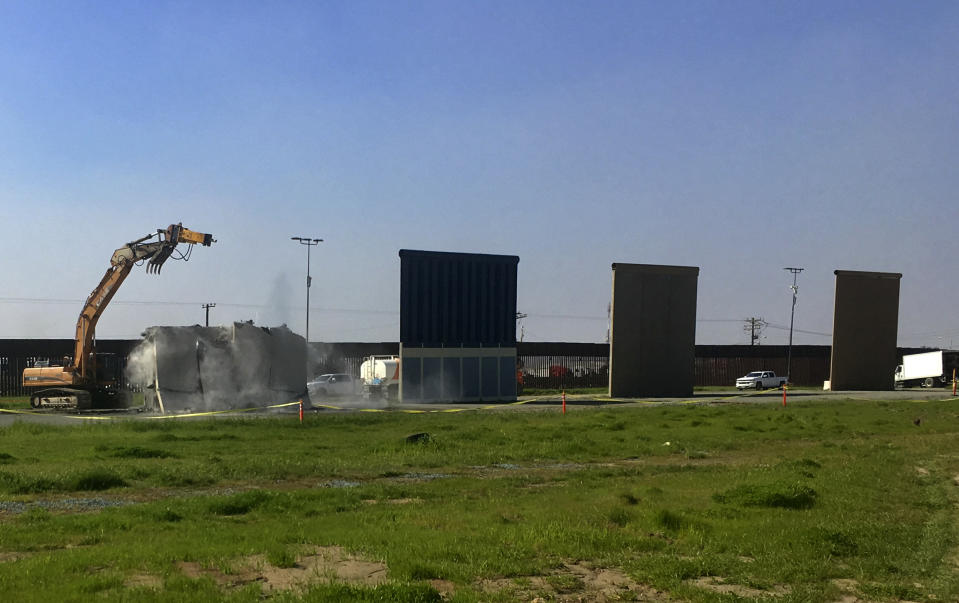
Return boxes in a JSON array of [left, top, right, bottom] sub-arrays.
[[713, 482, 817, 509]]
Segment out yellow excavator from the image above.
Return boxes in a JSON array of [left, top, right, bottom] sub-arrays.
[[22, 223, 215, 410]]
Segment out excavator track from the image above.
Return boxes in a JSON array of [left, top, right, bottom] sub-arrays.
[[29, 388, 92, 411]]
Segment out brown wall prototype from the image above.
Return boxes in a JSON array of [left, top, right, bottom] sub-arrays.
[[829, 270, 902, 390], [609, 263, 699, 397]]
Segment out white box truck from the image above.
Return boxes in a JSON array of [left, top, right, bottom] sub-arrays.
[[894, 350, 959, 388]]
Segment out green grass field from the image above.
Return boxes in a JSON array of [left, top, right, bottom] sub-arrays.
[[1, 397, 958, 601], [0, 396, 29, 410]]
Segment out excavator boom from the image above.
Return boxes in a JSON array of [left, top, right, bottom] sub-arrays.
[[22, 223, 215, 409]]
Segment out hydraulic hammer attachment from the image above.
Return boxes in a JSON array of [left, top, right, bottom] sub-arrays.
[[146, 223, 215, 274]]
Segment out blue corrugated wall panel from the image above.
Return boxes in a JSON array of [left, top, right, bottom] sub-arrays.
[[462, 357, 480, 398], [499, 356, 516, 398], [481, 357, 499, 398], [442, 357, 460, 399], [423, 357, 442, 400], [403, 357, 421, 400], [399, 250, 519, 347]]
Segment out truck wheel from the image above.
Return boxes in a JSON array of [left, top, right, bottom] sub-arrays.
[[755, 382, 762, 391], [923, 377, 935, 388]]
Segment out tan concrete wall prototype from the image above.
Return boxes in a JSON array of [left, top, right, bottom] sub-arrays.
[[609, 263, 699, 397], [829, 270, 902, 391]]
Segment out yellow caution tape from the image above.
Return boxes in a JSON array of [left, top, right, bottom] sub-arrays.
[[0, 401, 300, 421], [0, 408, 114, 420], [144, 401, 300, 419]]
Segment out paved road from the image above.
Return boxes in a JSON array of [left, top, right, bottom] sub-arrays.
[[414, 387, 959, 412], [1, 387, 956, 425], [523, 387, 959, 405]]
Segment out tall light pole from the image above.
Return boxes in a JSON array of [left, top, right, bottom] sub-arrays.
[[291, 236, 323, 343], [784, 267, 804, 383]]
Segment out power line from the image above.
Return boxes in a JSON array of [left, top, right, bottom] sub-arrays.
[[764, 322, 831, 338], [0, 296, 772, 330], [0, 297, 397, 315], [0, 298, 789, 327]]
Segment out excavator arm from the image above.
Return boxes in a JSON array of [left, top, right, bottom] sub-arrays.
[[23, 223, 215, 398]]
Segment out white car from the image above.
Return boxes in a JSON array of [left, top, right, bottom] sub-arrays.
[[307, 373, 359, 397], [736, 371, 787, 390]]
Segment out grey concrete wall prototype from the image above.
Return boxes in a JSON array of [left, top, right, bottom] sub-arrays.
[[232, 322, 273, 402], [139, 323, 306, 413], [267, 326, 308, 401], [609, 263, 699, 397], [150, 326, 206, 412], [829, 270, 902, 391]]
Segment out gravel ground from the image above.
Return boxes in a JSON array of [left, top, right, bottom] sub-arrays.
[[0, 497, 132, 514]]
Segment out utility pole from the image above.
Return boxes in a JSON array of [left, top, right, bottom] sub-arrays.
[[202, 303, 216, 327], [291, 237, 323, 343], [784, 267, 804, 383], [515, 312, 528, 342], [744, 317, 766, 346]]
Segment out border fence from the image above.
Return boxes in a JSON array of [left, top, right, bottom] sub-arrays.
[[0, 339, 140, 397], [1, 339, 933, 396]]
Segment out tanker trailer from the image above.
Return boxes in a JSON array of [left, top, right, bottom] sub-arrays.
[[360, 355, 400, 400]]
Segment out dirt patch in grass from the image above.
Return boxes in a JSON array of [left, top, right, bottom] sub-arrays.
[[362, 497, 421, 505], [176, 561, 232, 586], [0, 552, 30, 563], [176, 546, 388, 593], [125, 572, 163, 589], [479, 561, 668, 602], [830, 578, 863, 602], [689, 576, 791, 598], [428, 579, 457, 597]]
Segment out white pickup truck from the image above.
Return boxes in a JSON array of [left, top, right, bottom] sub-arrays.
[[736, 371, 787, 390], [307, 373, 360, 397]]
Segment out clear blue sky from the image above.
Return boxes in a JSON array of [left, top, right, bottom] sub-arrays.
[[1, 1, 957, 346]]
